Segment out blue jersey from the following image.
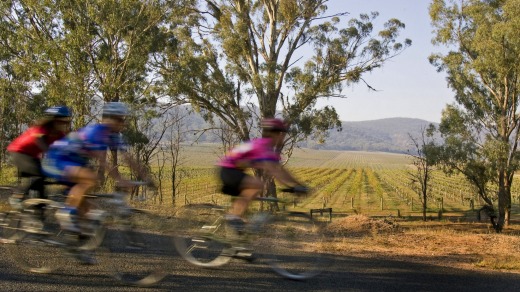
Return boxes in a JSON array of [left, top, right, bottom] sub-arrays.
[[46, 123, 127, 166]]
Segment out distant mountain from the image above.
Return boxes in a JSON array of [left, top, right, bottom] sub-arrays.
[[170, 108, 437, 154], [303, 118, 438, 153]]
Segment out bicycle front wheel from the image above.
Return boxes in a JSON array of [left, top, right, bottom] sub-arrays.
[[255, 211, 325, 280], [101, 209, 174, 287], [173, 204, 233, 267]]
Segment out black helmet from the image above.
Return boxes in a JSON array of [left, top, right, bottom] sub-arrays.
[[44, 106, 72, 119]]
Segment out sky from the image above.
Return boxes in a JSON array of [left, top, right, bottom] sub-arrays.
[[315, 0, 455, 123]]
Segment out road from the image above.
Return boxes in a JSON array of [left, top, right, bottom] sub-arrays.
[[1, 241, 519, 292]]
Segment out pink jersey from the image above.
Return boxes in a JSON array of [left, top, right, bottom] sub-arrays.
[[218, 138, 280, 169]]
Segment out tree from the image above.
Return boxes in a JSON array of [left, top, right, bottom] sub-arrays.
[[429, 0, 520, 230], [159, 0, 411, 145], [408, 124, 440, 221], [435, 104, 499, 229]]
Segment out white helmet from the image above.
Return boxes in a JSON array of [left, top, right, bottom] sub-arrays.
[[102, 102, 129, 117]]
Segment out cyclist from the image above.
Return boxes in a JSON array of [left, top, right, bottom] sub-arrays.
[[42, 102, 151, 234], [7, 106, 72, 200], [217, 118, 308, 231]]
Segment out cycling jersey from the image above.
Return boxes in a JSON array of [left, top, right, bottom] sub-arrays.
[[43, 124, 127, 180], [218, 138, 280, 170], [7, 126, 65, 158]]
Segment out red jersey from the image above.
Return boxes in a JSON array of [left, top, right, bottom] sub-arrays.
[[7, 126, 65, 158]]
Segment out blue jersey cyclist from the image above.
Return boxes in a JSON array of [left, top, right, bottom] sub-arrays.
[[43, 102, 150, 233], [218, 118, 308, 231]]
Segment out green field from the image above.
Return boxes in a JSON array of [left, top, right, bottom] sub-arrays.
[[144, 144, 520, 220], [3, 144, 519, 220]]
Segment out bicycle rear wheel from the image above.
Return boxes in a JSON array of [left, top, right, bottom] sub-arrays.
[[101, 209, 173, 287], [255, 211, 325, 280], [0, 211, 21, 242], [173, 204, 233, 267], [7, 199, 71, 273]]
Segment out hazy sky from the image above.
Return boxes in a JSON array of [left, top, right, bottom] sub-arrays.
[[315, 0, 455, 123]]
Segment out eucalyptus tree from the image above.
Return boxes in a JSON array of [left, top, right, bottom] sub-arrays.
[[159, 0, 411, 149], [437, 106, 495, 206], [0, 1, 49, 165], [429, 0, 520, 230]]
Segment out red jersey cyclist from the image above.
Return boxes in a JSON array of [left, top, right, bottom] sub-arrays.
[[7, 106, 72, 200], [218, 118, 308, 231]]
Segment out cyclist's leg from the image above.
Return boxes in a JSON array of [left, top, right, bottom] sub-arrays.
[[230, 176, 262, 217], [220, 167, 262, 218], [62, 166, 97, 216], [8, 152, 44, 198]]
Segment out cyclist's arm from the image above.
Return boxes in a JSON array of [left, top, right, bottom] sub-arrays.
[[120, 151, 153, 182], [35, 135, 49, 152], [91, 150, 116, 183], [258, 161, 301, 187]]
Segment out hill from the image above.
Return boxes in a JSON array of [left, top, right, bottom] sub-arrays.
[[304, 118, 437, 153], [176, 110, 436, 154]]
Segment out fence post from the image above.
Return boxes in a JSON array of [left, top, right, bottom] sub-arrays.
[[351, 197, 354, 209], [380, 197, 383, 211]]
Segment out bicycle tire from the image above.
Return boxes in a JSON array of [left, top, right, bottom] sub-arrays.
[[255, 211, 325, 280], [7, 199, 71, 273], [101, 209, 173, 287], [173, 204, 233, 267]]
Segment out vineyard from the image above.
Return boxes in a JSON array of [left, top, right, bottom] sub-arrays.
[[147, 144, 520, 220], [2, 143, 520, 220]]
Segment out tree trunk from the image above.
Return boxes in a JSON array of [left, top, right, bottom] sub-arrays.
[[422, 189, 427, 221]]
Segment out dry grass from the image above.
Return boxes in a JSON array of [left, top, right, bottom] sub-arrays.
[[321, 214, 520, 273]]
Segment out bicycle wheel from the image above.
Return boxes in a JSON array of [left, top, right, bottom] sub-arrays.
[[255, 211, 325, 280], [7, 199, 71, 273], [0, 211, 21, 242], [173, 204, 233, 267], [101, 209, 173, 287]]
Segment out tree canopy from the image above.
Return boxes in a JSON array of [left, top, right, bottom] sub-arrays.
[[158, 0, 411, 151], [430, 0, 520, 230]]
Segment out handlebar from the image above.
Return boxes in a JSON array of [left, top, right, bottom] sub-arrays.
[[279, 186, 309, 194]]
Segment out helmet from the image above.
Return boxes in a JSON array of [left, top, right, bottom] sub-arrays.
[[44, 106, 72, 118], [260, 118, 289, 132], [102, 102, 129, 117]]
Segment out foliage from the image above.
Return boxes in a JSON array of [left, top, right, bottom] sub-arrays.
[[158, 0, 411, 148], [429, 0, 520, 231]]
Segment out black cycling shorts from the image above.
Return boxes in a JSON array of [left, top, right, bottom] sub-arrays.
[[219, 167, 247, 196]]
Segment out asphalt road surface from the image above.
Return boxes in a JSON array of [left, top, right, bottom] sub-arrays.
[[1, 239, 520, 292]]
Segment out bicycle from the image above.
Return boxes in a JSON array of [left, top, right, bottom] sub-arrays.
[[0, 179, 70, 242], [173, 188, 326, 280], [5, 181, 173, 287]]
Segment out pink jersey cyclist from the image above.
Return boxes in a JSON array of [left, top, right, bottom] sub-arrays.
[[218, 138, 281, 170], [218, 118, 308, 232]]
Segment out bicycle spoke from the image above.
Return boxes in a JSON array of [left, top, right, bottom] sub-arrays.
[[173, 204, 232, 267]]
